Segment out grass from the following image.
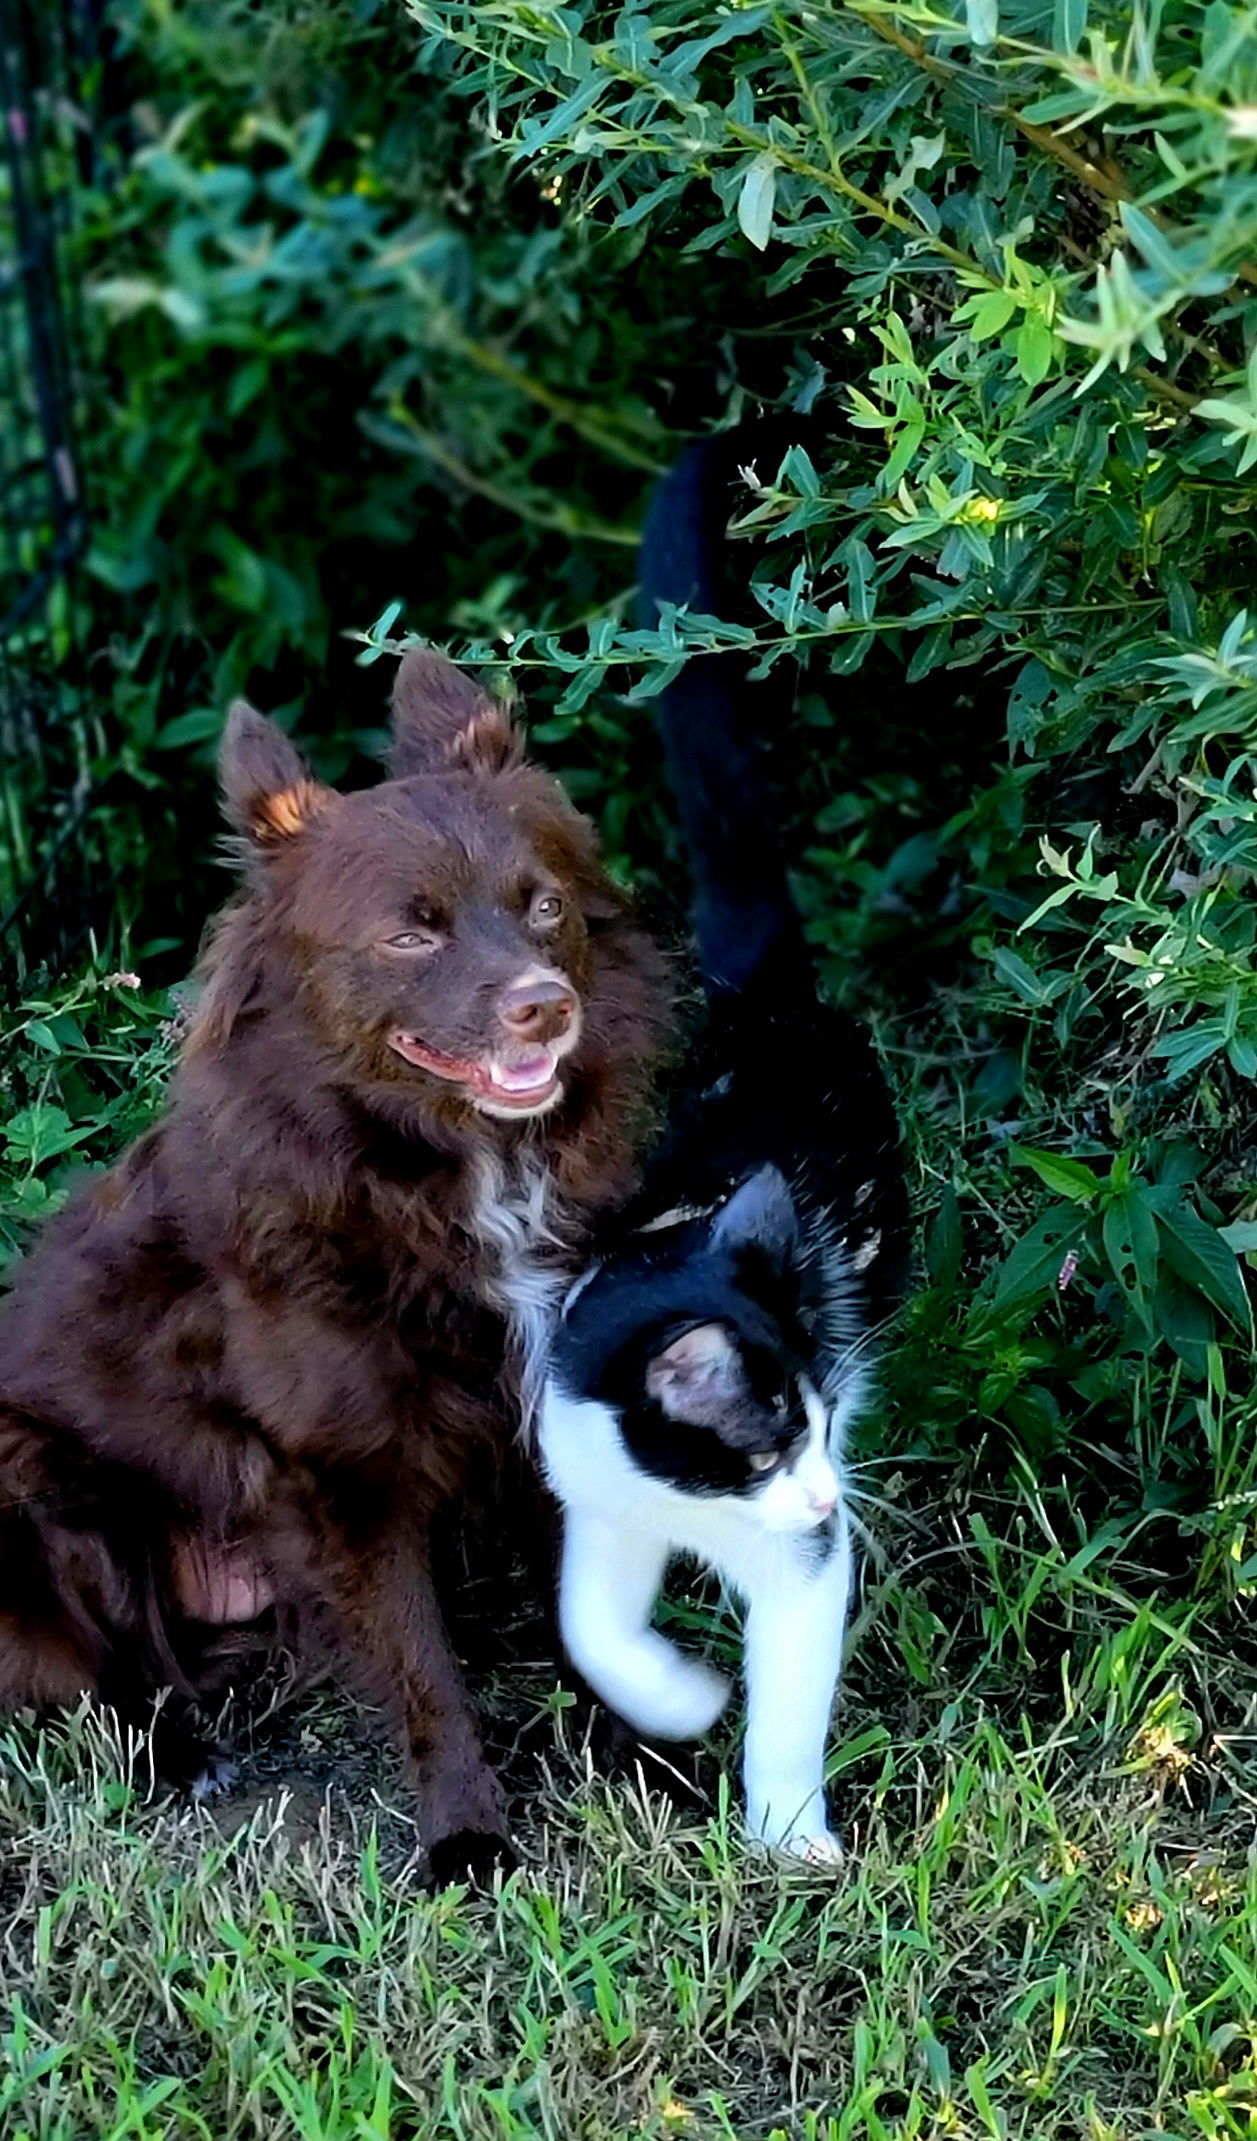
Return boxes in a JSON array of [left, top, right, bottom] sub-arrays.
[[5, 1466, 1257, 2136], [6, 980, 1257, 2139]]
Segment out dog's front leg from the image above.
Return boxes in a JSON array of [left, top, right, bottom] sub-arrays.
[[328, 1519, 512, 1885]]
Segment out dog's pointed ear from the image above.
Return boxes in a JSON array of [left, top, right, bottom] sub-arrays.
[[389, 647, 521, 777], [220, 701, 336, 845]]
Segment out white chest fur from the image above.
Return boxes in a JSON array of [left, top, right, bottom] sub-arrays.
[[468, 1151, 570, 1434]]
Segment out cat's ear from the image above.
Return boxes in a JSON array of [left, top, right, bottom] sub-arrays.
[[646, 1323, 743, 1422], [710, 1166, 798, 1269]]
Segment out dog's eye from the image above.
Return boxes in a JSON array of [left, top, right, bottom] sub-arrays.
[[531, 893, 565, 927], [385, 931, 440, 953], [748, 1451, 778, 1474]]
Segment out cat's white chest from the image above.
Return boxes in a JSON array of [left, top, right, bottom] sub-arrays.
[[469, 1151, 570, 1432]]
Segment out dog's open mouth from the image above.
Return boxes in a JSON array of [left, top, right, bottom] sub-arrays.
[[389, 1032, 565, 1113]]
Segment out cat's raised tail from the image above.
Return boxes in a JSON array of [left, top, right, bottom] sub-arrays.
[[638, 421, 814, 1002]]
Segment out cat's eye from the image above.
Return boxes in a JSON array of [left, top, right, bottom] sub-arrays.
[[530, 891, 565, 928], [748, 1450, 778, 1474]]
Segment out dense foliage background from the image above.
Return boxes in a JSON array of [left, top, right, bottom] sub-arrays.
[[7, 0, 1257, 2130], [23, 0, 1257, 1533]]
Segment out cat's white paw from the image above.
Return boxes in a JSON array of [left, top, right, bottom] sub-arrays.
[[777, 1826, 845, 1867], [624, 1656, 731, 1742], [746, 1792, 844, 1866]]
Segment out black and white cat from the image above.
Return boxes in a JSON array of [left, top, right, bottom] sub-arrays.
[[538, 428, 911, 1860]]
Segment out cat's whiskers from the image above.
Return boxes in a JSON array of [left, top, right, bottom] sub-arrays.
[[827, 1303, 907, 1377]]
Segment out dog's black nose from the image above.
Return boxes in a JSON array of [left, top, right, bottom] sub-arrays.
[[500, 976, 576, 1043]]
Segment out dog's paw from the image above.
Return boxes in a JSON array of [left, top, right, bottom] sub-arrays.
[[189, 1752, 241, 1805], [426, 1827, 517, 1890], [144, 1710, 237, 1804]]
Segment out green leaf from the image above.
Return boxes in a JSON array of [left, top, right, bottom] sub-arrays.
[[1010, 1145, 1101, 1203], [1157, 1203, 1253, 1335], [1102, 1193, 1159, 1328], [156, 706, 225, 751], [964, 290, 1017, 342], [824, 1723, 891, 1778], [1151, 1275, 1215, 1376], [3, 1106, 98, 1167], [226, 357, 268, 417], [1014, 317, 1055, 386], [737, 155, 776, 251], [882, 414, 926, 489], [1017, 882, 1078, 933], [1119, 203, 1185, 284], [366, 599, 403, 643], [667, 5, 774, 77], [988, 945, 1065, 1006], [965, 0, 999, 45], [965, 2058, 1004, 2138], [922, 2029, 952, 2096], [1151, 1022, 1227, 1078], [987, 1204, 1082, 1314], [1053, 0, 1088, 51], [515, 74, 605, 159], [925, 1184, 963, 1288]]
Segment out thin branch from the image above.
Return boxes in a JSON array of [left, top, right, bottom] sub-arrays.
[[441, 331, 665, 472], [364, 407, 639, 546], [362, 592, 1167, 679]]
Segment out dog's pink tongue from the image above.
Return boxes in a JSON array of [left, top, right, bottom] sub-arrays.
[[493, 1050, 555, 1094]]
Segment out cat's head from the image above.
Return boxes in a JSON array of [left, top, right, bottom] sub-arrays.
[[550, 1167, 844, 1532]]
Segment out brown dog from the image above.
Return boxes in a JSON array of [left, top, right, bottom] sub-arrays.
[[0, 650, 666, 1878]]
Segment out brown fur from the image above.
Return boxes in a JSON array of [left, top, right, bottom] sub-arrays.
[[0, 650, 667, 1877]]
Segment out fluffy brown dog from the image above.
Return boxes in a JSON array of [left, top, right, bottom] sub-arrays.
[[0, 650, 666, 1879]]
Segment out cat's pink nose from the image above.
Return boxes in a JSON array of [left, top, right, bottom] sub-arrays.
[[809, 1492, 836, 1519]]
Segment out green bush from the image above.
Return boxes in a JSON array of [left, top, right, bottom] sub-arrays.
[[382, 0, 1257, 1534], [12, 0, 1257, 1610]]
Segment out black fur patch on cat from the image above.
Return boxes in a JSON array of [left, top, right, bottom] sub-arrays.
[[554, 1170, 814, 1495], [553, 418, 911, 1474]]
